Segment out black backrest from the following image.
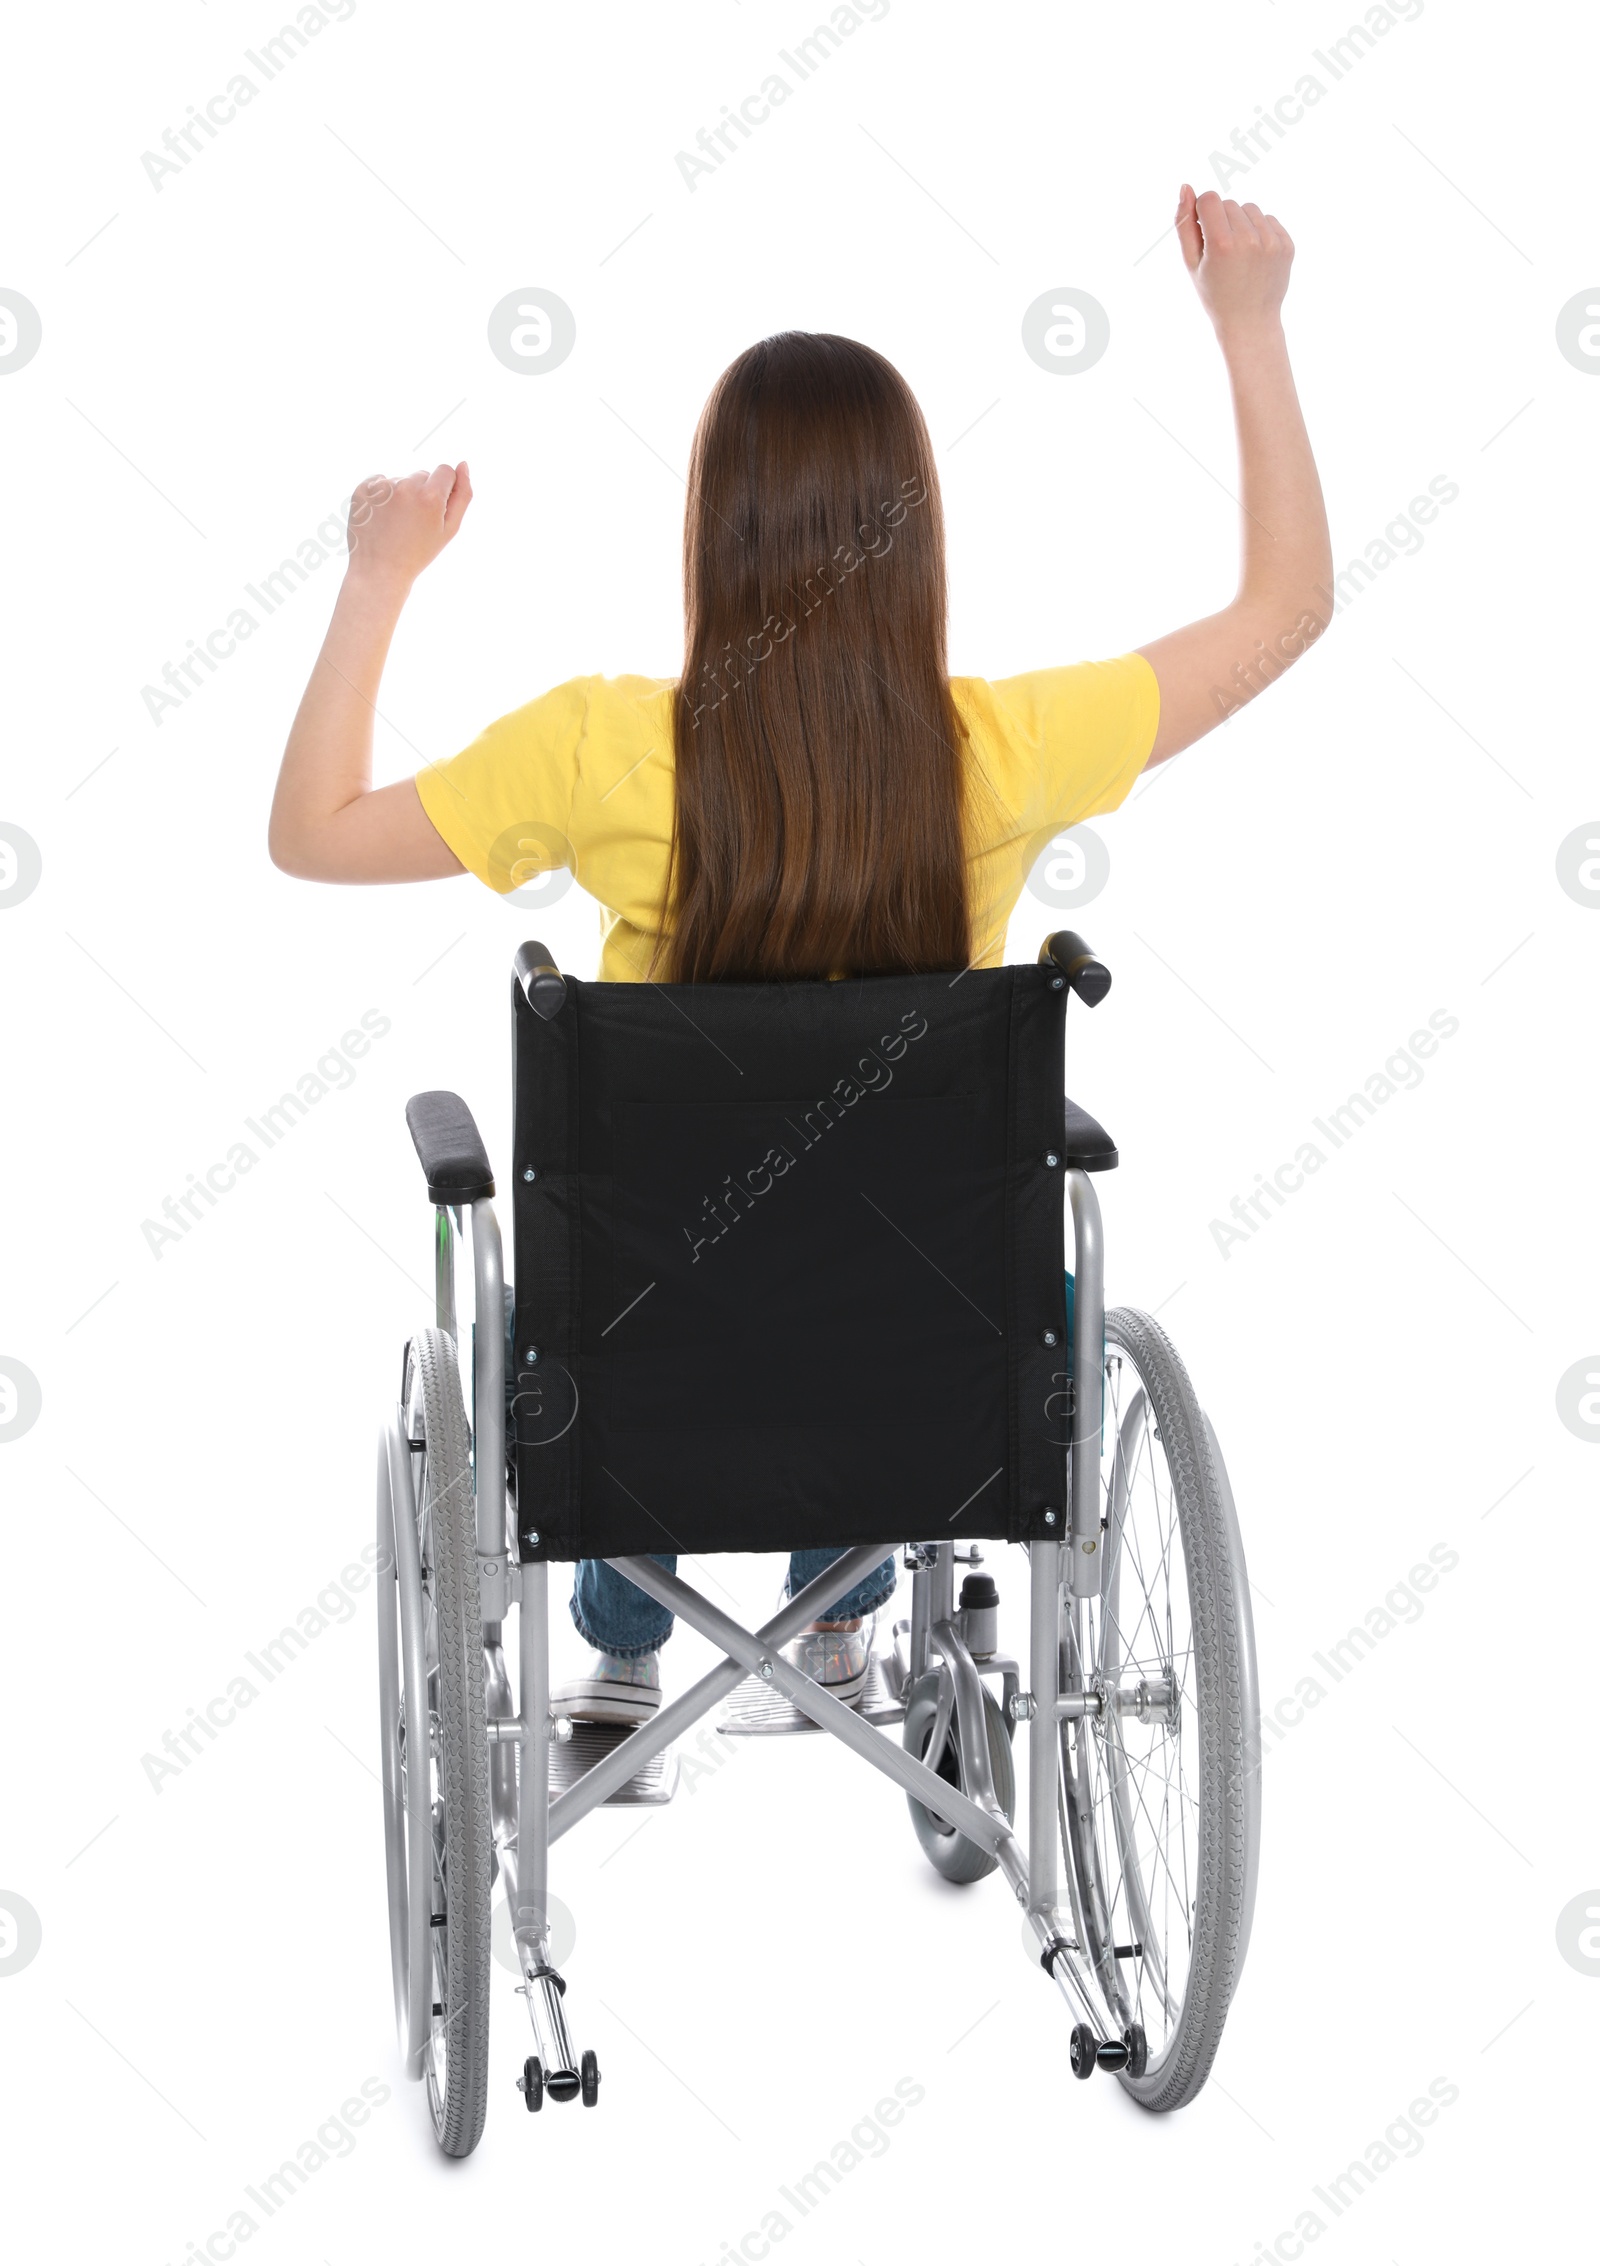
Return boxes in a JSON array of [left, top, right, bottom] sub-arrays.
[[510, 963, 1073, 1562]]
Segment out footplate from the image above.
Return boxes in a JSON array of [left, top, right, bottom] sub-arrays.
[[548, 1719, 679, 1804], [717, 1654, 907, 1735]]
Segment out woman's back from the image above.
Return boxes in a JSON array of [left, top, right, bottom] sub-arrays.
[[417, 657, 1158, 983]]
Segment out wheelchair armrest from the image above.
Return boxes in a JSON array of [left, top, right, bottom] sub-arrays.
[[514, 939, 567, 1020], [405, 1091, 495, 1207], [1063, 1098, 1118, 1172], [1040, 929, 1111, 1008]]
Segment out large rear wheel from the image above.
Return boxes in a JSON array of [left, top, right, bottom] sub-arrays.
[[1059, 1307, 1258, 2111], [378, 1327, 493, 2156]]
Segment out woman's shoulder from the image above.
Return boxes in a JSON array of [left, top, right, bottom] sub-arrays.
[[950, 656, 1156, 744], [583, 672, 677, 711], [481, 673, 675, 765], [949, 656, 1161, 828], [502, 672, 675, 727]]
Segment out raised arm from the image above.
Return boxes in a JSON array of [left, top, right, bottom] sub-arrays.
[[267, 464, 473, 881], [1136, 186, 1332, 766]]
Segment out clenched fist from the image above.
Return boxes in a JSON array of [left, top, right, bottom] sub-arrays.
[[346, 461, 473, 589], [1176, 185, 1294, 342]]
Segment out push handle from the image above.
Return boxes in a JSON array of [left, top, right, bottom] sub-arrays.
[[514, 940, 567, 1021], [1040, 930, 1111, 1008]]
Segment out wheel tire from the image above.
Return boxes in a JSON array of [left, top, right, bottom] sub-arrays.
[[1069, 2024, 1097, 2079], [407, 1329, 493, 2158], [1064, 1307, 1255, 2114], [902, 1672, 1015, 1884], [581, 2048, 600, 2108]]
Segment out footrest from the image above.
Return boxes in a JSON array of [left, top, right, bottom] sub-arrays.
[[548, 1721, 679, 1804], [717, 1655, 907, 1736]]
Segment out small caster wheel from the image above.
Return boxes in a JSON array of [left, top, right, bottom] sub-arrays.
[[1123, 2023, 1148, 2079], [1069, 2024, 1098, 2079], [580, 2048, 600, 2107], [519, 2055, 545, 2112]]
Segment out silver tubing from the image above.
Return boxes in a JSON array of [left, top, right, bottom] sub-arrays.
[[434, 1206, 456, 1342], [485, 1638, 517, 1844], [606, 1554, 1010, 1854], [931, 1616, 1028, 1900], [384, 1411, 433, 2079], [1090, 1385, 1163, 2026], [1060, 1598, 1134, 2033], [515, 1561, 551, 1958], [924, 1669, 956, 1791], [1065, 1171, 1105, 1599], [909, 1560, 932, 1682], [530, 1967, 577, 2089], [931, 1540, 956, 1625], [1027, 1538, 1062, 1914], [467, 1200, 507, 1565], [546, 1542, 894, 1839], [1027, 1906, 1108, 2031]]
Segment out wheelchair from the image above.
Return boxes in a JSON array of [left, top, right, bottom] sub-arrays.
[[374, 929, 1261, 2154]]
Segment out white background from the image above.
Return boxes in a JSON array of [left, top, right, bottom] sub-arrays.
[[1, 0, 1593, 2258]]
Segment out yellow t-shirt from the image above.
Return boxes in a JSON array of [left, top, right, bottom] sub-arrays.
[[415, 657, 1159, 982]]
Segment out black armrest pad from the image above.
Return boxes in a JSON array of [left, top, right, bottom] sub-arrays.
[[405, 1090, 495, 1206], [1063, 1097, 1118, 1172]]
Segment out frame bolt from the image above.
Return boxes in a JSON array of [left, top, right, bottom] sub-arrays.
[[758, 1658, 774, 1681], [1042, 1328, 1059, 1347], [528, 1530, 540, 1546], [1044, 1151, 1060, 1169], [1043, 1510, 1058, 1527], [523, 1347, 540, 1365], [1009, 1691, 1036, 1723], [523, 1167, 536, 1182]]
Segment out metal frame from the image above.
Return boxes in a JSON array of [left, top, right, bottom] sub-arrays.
[[384, 1163, 1159, 2102]]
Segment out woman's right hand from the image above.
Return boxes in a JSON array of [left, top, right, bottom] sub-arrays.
[[1175, 184, 1294, 342], [1133, 184, 1330, 767], [346, 461, 473, 590]]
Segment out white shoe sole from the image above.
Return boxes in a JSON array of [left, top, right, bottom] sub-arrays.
[[555, 1679, 661, 1726]]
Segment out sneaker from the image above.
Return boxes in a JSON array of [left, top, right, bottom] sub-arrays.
[[553, 1650, 661, 1726], [779, 1616, 872, 1706]]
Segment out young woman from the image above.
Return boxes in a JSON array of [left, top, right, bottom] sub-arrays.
[[270, 184, 1331, 1723]]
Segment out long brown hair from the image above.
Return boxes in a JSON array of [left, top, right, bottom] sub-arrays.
[[663, 332, 970, 983]]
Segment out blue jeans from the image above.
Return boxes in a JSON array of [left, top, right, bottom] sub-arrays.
[[571, 1549, 898, 1659], [503, 1289, 894, 1658]]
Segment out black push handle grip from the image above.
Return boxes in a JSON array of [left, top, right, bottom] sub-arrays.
[[1040, 930, 1112, 1008], [514, 940, 567, 1021]]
